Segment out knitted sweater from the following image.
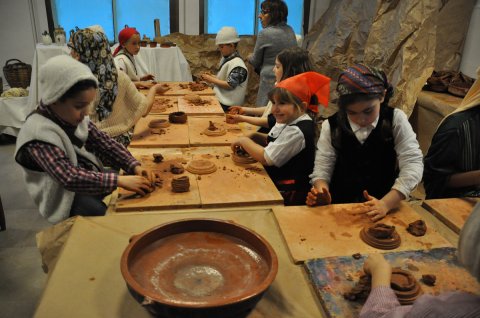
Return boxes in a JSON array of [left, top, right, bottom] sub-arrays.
[[90, 70, 148, 137], [15, 114, 103, 223]]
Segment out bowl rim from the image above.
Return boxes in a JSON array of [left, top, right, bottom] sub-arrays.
[[120, 218, 279, 309]]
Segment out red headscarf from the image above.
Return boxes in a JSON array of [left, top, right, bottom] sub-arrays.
[[113, 27, 139, 57], [276, 72, 331, 113]]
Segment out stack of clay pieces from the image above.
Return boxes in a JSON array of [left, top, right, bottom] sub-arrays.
[[390, 269, 423, 304], [360, 223, 401, 249], [171, 176, 190, 193], [203, 121, 226, 136]]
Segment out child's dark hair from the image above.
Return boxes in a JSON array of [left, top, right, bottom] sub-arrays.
[[332, 87, 394, 149], [277, 47, 315, 81], [261, 0, 288, 26], [59, 79, 98, 102], [268, 87, 307, 114]]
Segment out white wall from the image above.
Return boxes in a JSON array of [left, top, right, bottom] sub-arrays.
[[0, 0, 48, 90], [460, 0, 480, 78]]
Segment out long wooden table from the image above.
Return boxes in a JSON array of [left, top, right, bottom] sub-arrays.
[[422, 198, 479, 234]]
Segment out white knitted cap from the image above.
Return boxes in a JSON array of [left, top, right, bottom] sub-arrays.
[[40, 55, 98, 105], [215, 27, 240, 45]]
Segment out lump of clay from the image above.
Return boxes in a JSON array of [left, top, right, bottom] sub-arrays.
[[390, 268, 422, 305], [153, 153, 164, 163], [184, 94, 202, 103], [369, 224, 396, 239], [232, 146, 256, 164], [170, 163, 184, 174], [168, 111, 187, 124], [343, 274, 371, 301], [421, 274, 436, 286], [352, 253, 362, 260], [406, 220, 427, 236], [171, 176, 190, 193]]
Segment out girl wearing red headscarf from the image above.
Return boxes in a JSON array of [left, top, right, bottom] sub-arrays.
[[113, 26, 155, 89], [231, 72, 330, 206], [307, 64, 423, 221]]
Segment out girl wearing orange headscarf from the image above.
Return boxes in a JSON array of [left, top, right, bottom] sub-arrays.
[[113, 26, 155, 89]]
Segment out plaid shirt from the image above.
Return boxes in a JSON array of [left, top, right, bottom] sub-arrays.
[[25, 105, 140, 195]]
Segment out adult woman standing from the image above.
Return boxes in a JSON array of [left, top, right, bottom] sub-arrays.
[[248, 0, 297, 106]]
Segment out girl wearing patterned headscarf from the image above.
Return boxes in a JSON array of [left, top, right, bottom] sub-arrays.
[[423, 67, 480, 199], [307, 64, 423, 221], [358, 203, 480, 317], [113, 26, 155, 88], [69, 28, 169, 146]]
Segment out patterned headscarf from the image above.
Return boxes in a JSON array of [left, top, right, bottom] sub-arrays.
[[337, 64, 392, 97], [458, 202, 480, 282], [70, 28, 118, 121]]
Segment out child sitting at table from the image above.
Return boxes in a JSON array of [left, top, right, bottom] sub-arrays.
[[200, 26, 248, 112], [359, 203, 480, 317], [14, 55, 153, 224], [231, 72, 330, 205], [113, 26, 155, 89], [307, 64, 423, 221]]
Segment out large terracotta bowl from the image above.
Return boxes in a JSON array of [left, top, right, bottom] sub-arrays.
[[120, 219, 278, 318]]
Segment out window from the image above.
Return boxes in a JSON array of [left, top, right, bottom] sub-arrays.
[[206, 0, 304, 35], [52, 0, 170, 42]]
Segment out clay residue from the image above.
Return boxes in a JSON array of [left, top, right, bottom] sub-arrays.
[[341, 232, 352, 237], [421, 274, 436, 286], [406, 220, 427, 237], [329, 232, 336, 240]]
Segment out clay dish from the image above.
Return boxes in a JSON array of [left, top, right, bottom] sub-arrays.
[[360, 223, 401, 250], [120, 219, 278, 318], [149, 41, 158, 48], [203, 121, 226, 136], [390, 269, 422, 305], [186, 159, 217, 175], [140, 40, 148, 47], [168, 111, 187, 124], [149, 118, 170, 129]]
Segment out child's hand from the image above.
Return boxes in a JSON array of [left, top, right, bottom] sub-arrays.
[[201, 73, 216, 83], [134, 166, 153, 183], [141, 74, 155, 81], [361, 190, 389, 222], [118, 175, 153, 196], [228, 106, 244, 115], [363, 253, 392, 287], [137, 81, 154, 89], [306, 186, 332, 206], [226, 114, 242, 124], [153, 83, 170, 95]]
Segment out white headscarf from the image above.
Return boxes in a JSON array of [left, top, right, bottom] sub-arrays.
[[458, 202, 480, 282]]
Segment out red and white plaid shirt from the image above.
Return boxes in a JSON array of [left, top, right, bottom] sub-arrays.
[[24, 105, 139, 195]]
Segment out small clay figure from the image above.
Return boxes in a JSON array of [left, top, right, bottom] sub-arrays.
[[170, 163, 184, 174], [421, 274, 436, 286], [352, 253, 362, 260], [153, 153, 164, 163], [406, 220, 427, 237]]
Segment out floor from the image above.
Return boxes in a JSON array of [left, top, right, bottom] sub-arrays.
[[0, 135, 51, 318]]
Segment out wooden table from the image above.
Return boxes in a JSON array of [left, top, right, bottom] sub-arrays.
[[129, 115, 189, 148], [422, 198, 479, 234], [34, 210, 322, 318], [116, 147, 284, 211], [162, 81, 215, 96], [178, 96, 224, 115], [273, 203, 452, 263], [149, 96, 178, 114], [188, 116, 244, 146]]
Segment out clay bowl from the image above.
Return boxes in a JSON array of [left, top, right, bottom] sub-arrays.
[[149, 41, 158, 48], [140, 40, 148, 47], [120, 219, 278, 318], [168, 111, 187, 124]]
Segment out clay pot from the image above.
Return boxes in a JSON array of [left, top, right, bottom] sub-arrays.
[[149, 41, 158, 48], [168, 111, 187, 124], [120, 219, 278, 318], [160, 41, 176, 48], [140, 41, 148, 47]]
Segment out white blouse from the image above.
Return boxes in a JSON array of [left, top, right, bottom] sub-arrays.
[[264, 114, 311, 167], [310, 108, 423, 198]]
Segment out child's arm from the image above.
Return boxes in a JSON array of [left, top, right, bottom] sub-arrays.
[[447, 170, 480, 189], [231, 136, 268, 164], [361, 190, 405, 222], [306, 180, 332, 206], [143, 83, 170, 115], [201, 73, 232, 90], [227, 114, 269, 128]]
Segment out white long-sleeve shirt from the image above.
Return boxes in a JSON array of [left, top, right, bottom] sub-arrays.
[[309, 108, 423, 198]]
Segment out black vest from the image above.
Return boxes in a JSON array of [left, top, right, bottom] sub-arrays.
[[265, 120, 315, 192], [328, 106, 397, 203]]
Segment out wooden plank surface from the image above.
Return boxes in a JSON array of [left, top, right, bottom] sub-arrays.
[[273, 203, 452, 263], [150, 96, 178, 114], [178, 95, 224, 115], [129, 115, 189, 148], [422, 198, 479, 234], [305, 247, 480, 318], [116, 150, 201, 211], [190, 147, 284, 208], [188, 116, 244, 146], [162, 81, 215, 96]]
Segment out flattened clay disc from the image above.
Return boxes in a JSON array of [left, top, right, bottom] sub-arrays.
[[203, 127, 226, 136], [186, 159, 217, 175], [391, 269, 422, 305], [148, 119, 170, 129], [360, 225, 401, 250], [231, 152, 257, 164]]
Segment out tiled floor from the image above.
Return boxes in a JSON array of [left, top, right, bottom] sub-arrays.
[[0, 135, 50, 317]]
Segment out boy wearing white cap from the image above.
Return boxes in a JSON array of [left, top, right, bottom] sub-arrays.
[[15, 55, 153, 223], [200, 26, 248, 111]]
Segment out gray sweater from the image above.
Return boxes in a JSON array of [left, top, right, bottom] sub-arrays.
[[248, 23, 297, 106]]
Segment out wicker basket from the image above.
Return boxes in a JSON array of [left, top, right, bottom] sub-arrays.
[[3, 59, 32, 89]]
